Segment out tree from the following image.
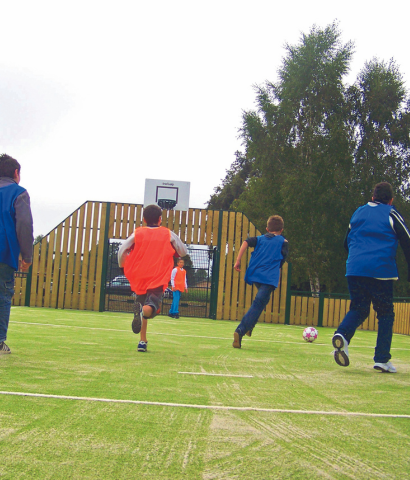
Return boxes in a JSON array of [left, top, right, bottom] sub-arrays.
[[208, 22, 410, 294]]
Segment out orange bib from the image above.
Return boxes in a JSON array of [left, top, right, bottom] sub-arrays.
[[124, 226, 175, 294]]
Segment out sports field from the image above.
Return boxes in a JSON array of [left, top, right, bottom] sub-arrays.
[[1, 307, 409, 479]]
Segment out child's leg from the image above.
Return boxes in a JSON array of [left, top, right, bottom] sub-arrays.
[[335, 276, 371, 343], [236, 284, 275, 336], [139, 287, 163, 345], [169, 291, 181, 315], [371, 279, 394, 364]]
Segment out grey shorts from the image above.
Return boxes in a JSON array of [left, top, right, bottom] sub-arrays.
[[136, 287, 163, 318]]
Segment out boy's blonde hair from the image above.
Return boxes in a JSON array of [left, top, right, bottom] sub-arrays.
[[267, 215, 284, 232]]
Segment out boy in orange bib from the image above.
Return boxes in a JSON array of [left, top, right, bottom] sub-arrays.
[[168, 258, 188, 318], [118, 205, 187, 352]]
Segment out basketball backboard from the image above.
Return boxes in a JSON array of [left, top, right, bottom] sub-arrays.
[[144, 179, 190, 211]]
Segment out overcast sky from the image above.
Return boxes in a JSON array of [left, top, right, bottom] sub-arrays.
[[1, 0, 409, 237]]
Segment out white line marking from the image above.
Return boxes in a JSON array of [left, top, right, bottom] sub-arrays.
[[178, 372, 253, 378], [0, 391, 409, 418], [10, 321, 410, 351]]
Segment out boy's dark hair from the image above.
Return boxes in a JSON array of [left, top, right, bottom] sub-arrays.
[[267, 215, 284, 232], [143, 204, 162, 225], [0, 154, 20, 178], [373, 182, 393, 204]]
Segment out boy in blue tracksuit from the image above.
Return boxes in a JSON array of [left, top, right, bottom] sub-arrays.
[[233, 215, 288, 348], [333, 182, 410, 373], [0, 154, 34, 355]]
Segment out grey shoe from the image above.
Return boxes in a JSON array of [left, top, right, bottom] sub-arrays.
[[332, 333, 349, 367], [132, 301, 143, 334], [374, 361, 396, 373], [0, 342, 11, 355]]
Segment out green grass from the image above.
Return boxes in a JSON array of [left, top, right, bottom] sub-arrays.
[[1, 307, 409, 479]]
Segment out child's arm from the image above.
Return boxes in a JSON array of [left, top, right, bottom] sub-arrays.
[[170, 231, 188, 257], [118, 233, 135, 268], [234, 241, 249, 272], [280, 239, 289, 268], [170, 267, 177, 290]]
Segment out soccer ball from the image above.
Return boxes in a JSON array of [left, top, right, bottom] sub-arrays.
[[303, 327, 318, 343]]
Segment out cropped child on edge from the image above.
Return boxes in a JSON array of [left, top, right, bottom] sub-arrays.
[[233, 215, 288, 348], [332, 182, 410, 372], [168, 258, 188, 319], [118, 204, 187, 352]]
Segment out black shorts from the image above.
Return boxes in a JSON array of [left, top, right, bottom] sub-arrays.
[[136, 286, 163, 318]]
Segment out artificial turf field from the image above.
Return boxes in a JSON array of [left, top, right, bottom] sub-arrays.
[[1, 307, 409, 479]]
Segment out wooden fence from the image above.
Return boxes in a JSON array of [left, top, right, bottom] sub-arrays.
[[11, 200, 410, 335], [287, 293, 410, 336], [12, 201, 289, 323]]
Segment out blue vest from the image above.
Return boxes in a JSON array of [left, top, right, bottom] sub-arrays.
[[0, 183, 26, 270], [245, 234, 285, 287], [346, 203, 398, 279]]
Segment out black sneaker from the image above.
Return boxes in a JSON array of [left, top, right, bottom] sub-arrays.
[[175, 314, 180, 319], [132, 301, 143, 334], [0, 342, 11, 355], [233, 331, 242, 348], [332, 333, 349, 367], [168, 313, 175, 318]]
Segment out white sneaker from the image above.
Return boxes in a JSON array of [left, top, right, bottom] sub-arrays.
[[332, 333, 349, 367], [374, 361, 396, 373]]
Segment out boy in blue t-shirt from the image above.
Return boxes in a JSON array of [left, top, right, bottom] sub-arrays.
[[233, 215, 288, 348], [333, 182, 410, 373]]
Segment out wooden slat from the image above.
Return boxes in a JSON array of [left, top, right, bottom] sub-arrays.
[[35, 238, 48, 307], [173, 210, 181, 235], [93, 203, 108, 311], [108, 202, 116, 238], [64, 210, 78, 309], [237, 215, 248, 321], [121, 204, 130, 239], [50, 224, 63, 308], [136, 205, 143, 229], [79, 202, 93, 310], [322, 298, 329, 327], [192, 210, 200, 245], [43, 229, 56, 308], [307, 296, 315, 326], [186, 209, 194, 245], [224, 212, 236, 320], [86, 202, 101, 311], [180, 210, 187, 244], [301, 296, 308, 326], [57, 220, 71, 309], [29, 242, 40, 306], [205, 210, 213, 246], [278, 262, 288, 324], [312, 297, 319, 326], [72, 204, 86, 310], [216, 211, 229, 320], [199, 210, 207, 245], [230, 213, 242, 321], [167, 209, 175, 231], [271, 286, 280, 324], [128, 204, 136, 238], [114, 204, 123, 239]]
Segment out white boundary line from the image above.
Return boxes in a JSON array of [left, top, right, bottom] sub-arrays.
[[10, 321, 410, 350], [0, 391, 409, 418], [178, 372, 253, 378]]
